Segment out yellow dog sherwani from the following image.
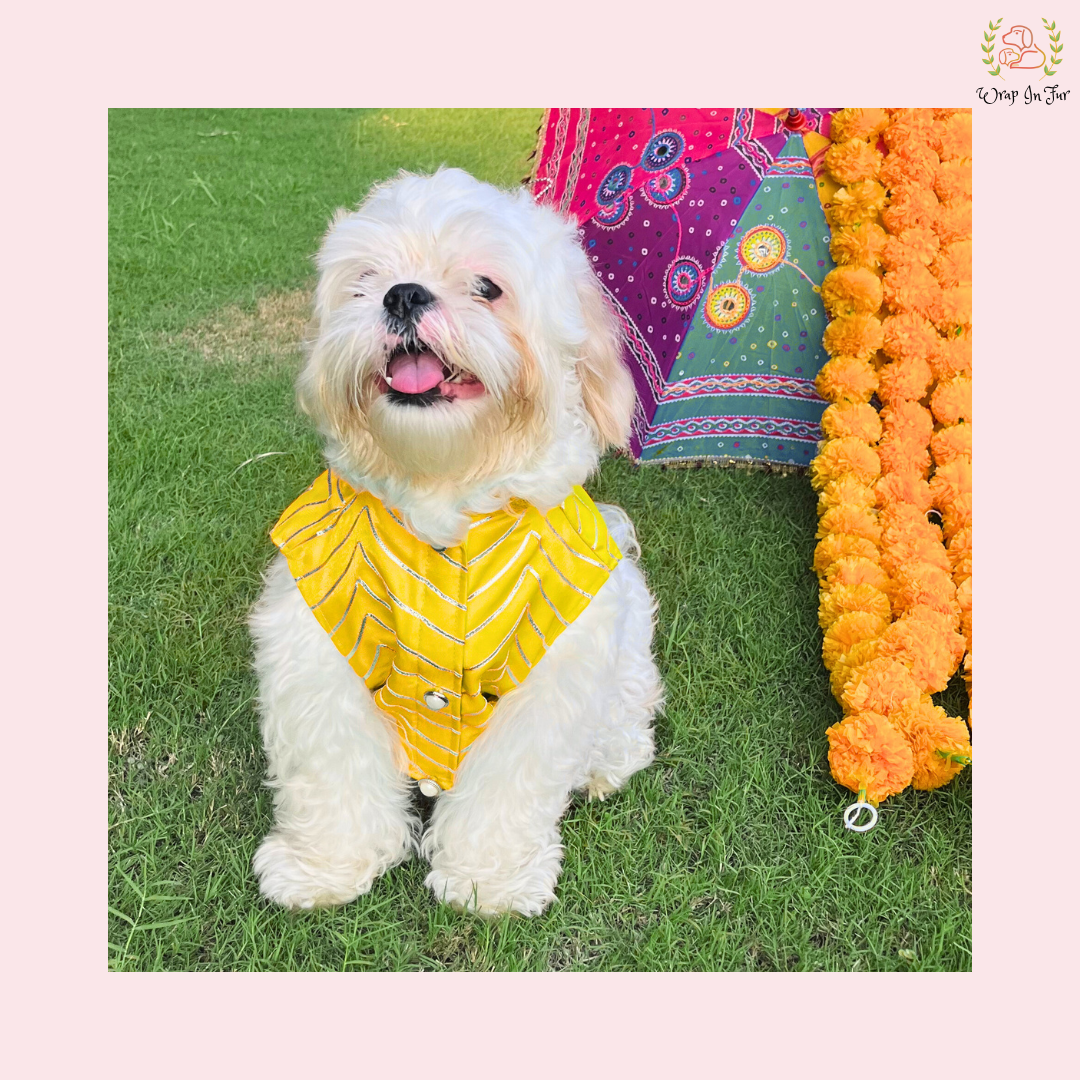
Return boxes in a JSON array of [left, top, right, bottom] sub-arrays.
[[272, 471, 621, 790]]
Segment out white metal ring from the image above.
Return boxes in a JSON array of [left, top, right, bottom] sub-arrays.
[[843, 800, 879, 832]]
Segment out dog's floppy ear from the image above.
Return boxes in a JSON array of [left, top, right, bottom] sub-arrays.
[[575, 270, 635, 451]]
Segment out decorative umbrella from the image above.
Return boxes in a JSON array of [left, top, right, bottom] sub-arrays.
[[532, 108, 839, 468]]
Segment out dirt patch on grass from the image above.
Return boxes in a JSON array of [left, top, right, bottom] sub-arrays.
[[181, 287, 314, 372]]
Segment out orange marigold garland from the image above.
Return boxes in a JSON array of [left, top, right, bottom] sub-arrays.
[[811, 108, 972, 829]]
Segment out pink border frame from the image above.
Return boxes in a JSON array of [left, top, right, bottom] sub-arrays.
[[7, 0, 1073, 1069]]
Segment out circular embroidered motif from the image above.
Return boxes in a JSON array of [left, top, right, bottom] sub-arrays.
[[594, 192, 633, 229], [597, 164, 633, 206], [738, 225, 787, 272], [643, 166, 687, 207], [704, 283, 752, 330], [641, 131, 686, 172], [665, 257, 703, 306]]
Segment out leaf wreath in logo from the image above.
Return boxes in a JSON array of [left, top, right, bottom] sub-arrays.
[[982, 17, 1004, 79], [1041, 18, 1063, 80]]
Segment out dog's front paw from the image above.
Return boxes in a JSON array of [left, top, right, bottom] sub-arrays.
[[425, 841, 562, 917], [583, 774, 620, 801], [253, 832, 385, 910]]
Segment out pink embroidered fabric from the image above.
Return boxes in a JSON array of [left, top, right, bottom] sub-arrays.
[[532, 108, 840, 467]]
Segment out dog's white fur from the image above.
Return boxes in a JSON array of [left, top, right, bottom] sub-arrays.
[[250, 168, 663, 915]]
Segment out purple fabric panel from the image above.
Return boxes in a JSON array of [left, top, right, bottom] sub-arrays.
[[583, 133, 788, 441]]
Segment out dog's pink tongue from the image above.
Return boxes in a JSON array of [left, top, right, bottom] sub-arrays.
[[387, 352, 444, 394]]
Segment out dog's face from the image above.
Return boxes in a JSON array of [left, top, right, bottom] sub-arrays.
[[1002, 26, 1030, 49], [298, 168, 634, 487]]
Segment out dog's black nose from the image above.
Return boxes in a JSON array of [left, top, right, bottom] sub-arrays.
[[383, 282, 434, 322]]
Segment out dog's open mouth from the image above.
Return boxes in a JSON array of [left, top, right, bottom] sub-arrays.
[[379, 343, 485, 407]]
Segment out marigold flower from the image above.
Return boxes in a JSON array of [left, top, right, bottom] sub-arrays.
[[824, 557, 892, 594], [818, 475, 877, 515], [830, 223, 888, 269], [842, 657, 923, 716], [819, 583, 892, 629], [827, 712, 915, 804], [823, 314, 884, 359], [814, 532, 881, 574], [931, 334, 972, 378], [880, 313, 940, 368], [882, 262, 943, 320], [821, 266, 884, 319], [930, 422, 972, 465], [876, 617, 962, 693], [818, 504, 882, 544], [881, 512, 943, 549], [877, 437, 931, 478], [822, 609, 890, 671], [830, 639, 883, 699], [904, 606, 965, 666], [932, 199, 972, 244], [882, 185, 939, 232], [816, 355, 879, 402], [930, 240, 972, 288], [881, 227, 940, 272], [849, 179, 888, 211], [876, 355, 933, 406], [880, 143, 939, 190], [942, 492, 973, 540], [929, 458, 972, 508], [892, 563, 960, 620], [881, 399, 934, 446], [829, 107, 890, 144], [810, 436, 883, 489], [947, 526, 972, 563], [935, 286, 972, 336], [881, 534, 951, 578], [825, 191, 867, 229], [875, 470, 932, 512], [891, 701, 971, 790], [934, 112, 972, 161], [822, 401, 882, 442], [824, 138, 884, 184], [893, 559, 953, 591], [931, 375, 972, 425], [879, 501, 940, 539], [933, 160, 972, 203], [884, 109, 936, 150], [826, 181, 888, 227]]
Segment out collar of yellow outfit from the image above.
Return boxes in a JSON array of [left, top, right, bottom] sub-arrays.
[[271, 470, 622, 791]]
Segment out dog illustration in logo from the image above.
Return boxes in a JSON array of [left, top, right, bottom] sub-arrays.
[[999, 25, 1047, 69]]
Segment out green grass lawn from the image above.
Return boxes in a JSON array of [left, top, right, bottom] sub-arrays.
[[108, 108, 971, 971]]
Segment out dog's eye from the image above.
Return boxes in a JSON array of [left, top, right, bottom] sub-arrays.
[[352, 271, 375, 298], [474, 276, 503, 301]]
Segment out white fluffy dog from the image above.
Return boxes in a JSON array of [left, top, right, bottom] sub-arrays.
[[250, 168, 663, 915]]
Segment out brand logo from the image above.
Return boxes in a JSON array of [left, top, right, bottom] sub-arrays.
[[982, 18, 1063, 79], [978, 17, 1068, 104]]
